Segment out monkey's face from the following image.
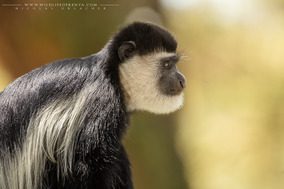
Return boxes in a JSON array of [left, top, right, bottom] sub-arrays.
[[119, 50, 186, 114]]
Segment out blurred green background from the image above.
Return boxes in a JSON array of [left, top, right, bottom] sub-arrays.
[[1, 0, 284, 188]]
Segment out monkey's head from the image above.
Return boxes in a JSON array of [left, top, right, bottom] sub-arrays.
[[112, 21, 186, 114]]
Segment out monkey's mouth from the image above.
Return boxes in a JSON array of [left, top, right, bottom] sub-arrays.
[[170, 89, 183, 95]]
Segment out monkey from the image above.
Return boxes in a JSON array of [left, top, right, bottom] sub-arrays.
[[0, 21, 186, 189]]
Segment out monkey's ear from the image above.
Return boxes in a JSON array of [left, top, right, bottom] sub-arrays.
[[118, 41, 136, 62]]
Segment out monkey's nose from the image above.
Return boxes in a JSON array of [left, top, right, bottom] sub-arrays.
[[170, 76, 186, 95]]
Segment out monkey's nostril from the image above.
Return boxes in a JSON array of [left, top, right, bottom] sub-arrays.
[[180, 80, 186, 89], [180, 81, 183, 88]]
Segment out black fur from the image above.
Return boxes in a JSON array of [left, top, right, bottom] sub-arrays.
[[0, 21, 178, 189], [109, 22, 177, 57]]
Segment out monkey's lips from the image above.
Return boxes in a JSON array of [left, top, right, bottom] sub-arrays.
[[169, 89, 183, 95]]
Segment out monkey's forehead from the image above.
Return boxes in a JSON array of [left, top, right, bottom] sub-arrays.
[[140, 51, 180, 64], [113, 22, 178, 54]]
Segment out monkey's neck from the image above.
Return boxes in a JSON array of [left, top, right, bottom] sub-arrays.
[[75, 69, 130, 159]]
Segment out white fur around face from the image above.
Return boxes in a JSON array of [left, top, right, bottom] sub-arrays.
[[119, 51, 184, 114]]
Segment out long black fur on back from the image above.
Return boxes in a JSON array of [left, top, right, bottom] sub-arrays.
[[0, 21, 178, 189]]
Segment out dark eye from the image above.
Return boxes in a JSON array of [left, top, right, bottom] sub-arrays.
[[164, 62, 170, 68]]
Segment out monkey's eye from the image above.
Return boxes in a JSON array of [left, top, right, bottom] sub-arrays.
[[164, 61, 170, 69]]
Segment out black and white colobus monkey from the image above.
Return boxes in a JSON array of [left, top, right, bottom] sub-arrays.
[[0, 21, 186, 189]]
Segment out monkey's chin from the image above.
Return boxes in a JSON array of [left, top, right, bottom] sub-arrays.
[[127, 92, 184, 115], [150, 93, 184, 114]]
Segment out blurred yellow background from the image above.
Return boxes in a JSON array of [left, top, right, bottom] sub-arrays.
[[1, 0, 284, 189]]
